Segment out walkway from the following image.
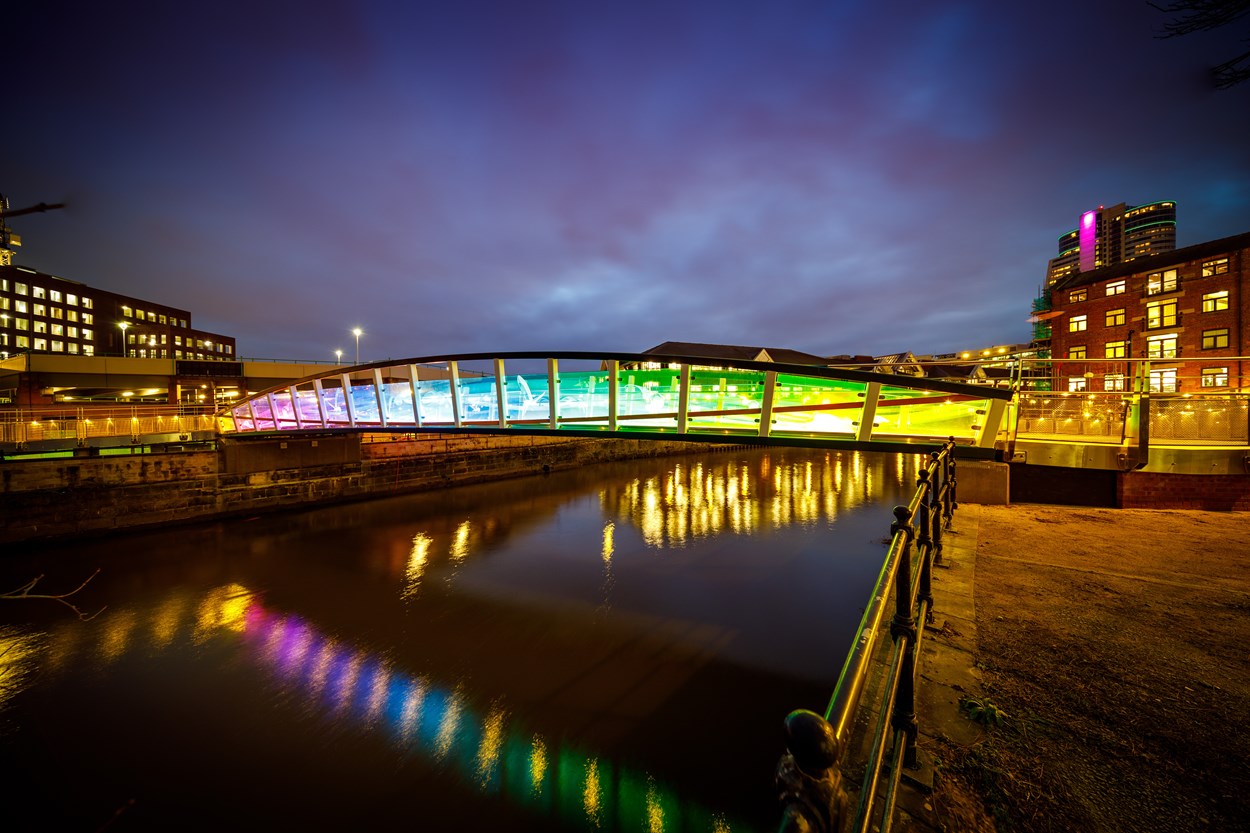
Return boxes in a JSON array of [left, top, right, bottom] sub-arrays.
[[883, 504, 1250, 833]]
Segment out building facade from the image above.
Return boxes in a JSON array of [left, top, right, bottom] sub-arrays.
[[0, 263, 236, 361], [1047, 230, 1249, 393], [1046, 201, 1177, 286]]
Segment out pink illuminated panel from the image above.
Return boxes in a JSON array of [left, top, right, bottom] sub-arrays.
[[1079, 210, 1097, 272]]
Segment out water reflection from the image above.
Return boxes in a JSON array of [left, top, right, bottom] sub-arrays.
[[0, 447, 927, 831], [3, 584, 748, 832], [376, 450, 925, 591]]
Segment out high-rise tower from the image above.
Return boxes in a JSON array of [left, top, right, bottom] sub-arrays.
[[1046, 201, 1176, 285]]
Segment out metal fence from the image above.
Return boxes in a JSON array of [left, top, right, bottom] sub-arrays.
[[0, 405, 217, 447], [1014, 392, 1250, 446], [1150, 396, 1249, 444], [777, 440, 957, 833]]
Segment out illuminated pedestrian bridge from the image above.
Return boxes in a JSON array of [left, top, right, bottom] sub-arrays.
[[218, 351, 1012, 456]]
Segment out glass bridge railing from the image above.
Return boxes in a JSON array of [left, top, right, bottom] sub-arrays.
[[217, 352, 1013, 452]]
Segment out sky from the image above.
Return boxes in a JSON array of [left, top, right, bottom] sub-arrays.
[[4, 0, 1249, 363]]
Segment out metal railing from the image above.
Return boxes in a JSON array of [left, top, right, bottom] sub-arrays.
[[0, 405, 217, 448], [777, 439, 957, 833]]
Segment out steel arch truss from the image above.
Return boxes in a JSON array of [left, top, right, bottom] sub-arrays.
[[217, 352, 1013, 456]]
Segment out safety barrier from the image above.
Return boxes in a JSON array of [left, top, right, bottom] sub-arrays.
[[777, 439, 957, 833]]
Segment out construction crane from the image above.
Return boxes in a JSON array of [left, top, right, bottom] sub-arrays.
[[1, 194, 66, 266]]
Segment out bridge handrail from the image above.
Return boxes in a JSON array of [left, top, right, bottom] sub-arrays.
[[777, 439, 957, 833]]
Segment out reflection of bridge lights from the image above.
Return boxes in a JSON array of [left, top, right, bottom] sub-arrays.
[[476, 703, 507, 787], [584, 757, 603, 825], [601, 522, 615, 564], [450, 521, 471, 562], [99, 609, 138, 663], [530, 736, 548, 795], [434, 687, 465, 759], [404, 533, 432, 598]]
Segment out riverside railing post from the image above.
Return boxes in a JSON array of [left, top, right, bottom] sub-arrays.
[[890, 504, 921, 772], [928, 451, 944, 564], [776, 710, 849, 833]]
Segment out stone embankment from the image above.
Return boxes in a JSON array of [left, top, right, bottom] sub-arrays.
[[0, 433, 704, 545]]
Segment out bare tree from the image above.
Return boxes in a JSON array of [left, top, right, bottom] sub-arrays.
[[1151, 0, 1250, 88], [1, 569, 105, 620]]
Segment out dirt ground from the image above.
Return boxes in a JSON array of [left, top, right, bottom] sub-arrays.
[[932, 504, 1250, 833]]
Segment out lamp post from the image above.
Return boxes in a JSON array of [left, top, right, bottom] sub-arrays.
[[352, 328, 363, 364], [335, 349, 343, 364], [118, 321, 130, 357]]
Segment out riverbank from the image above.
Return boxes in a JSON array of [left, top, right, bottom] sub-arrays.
[[908, 504, 1250, 833]]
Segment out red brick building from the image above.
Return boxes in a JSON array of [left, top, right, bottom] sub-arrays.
[[1046, 230, 1249, 393]]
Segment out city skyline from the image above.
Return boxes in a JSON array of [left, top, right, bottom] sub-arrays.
[[5, 1, 1249, 362]]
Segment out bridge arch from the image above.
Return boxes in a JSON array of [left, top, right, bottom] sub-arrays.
[[217, 351, 1012, 457]]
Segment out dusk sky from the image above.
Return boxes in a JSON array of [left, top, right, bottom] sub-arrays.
[[5, 1, 1249, 363]]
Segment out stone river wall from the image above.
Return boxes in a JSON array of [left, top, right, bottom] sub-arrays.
[[0, 433, 705, 546]]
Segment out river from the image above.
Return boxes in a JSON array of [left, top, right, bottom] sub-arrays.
[[0, 446, 925, 832]]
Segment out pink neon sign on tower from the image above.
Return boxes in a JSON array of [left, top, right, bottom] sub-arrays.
[[1079, 210, 1097, 272]]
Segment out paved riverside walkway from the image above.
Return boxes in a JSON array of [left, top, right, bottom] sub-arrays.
[[864, 502, 1250, 833]]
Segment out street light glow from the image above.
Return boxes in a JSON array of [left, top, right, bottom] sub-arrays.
[[352, 328, 363, 364]]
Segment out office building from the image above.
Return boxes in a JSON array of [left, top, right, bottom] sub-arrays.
[[1046, 201, 1177, 286], [0, 263, 236, 361]]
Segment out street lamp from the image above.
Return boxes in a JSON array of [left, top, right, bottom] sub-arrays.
[[118, 321, 130, 357], [352, 328, 363, 364], [335, 349, 343, 364]]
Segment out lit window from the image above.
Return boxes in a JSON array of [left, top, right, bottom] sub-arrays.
[[1202, 290, 1229, 313], [16, 318, 28, 331], [1105, 308, 1126, 327], [1146, 299, 1177, 329], [68, 342, 79, 354], [14, 300, 26, 314], [1068, 346, 1087, 359], [1104, 374, 1125, 392], [1069, 315, 1087, 332], [1067, 377, 1087, 392], [1146, 334, 1178, 359], [1148, 368, 1178, 393], [32, 304, 46, 317], [159, 314, 167, 324], [0, 298, 6, 310], [16, 336, 29, 348], [50, 307, 63, 319], [1201, 367, 1229, 388], [225, 345, 232, 355], [122, 306, 133, 318], [66, 293, 78, 306], [67, 309, 78, 322], [83, 345, 94, 356], [1106, 280, 1126, 296], [1105, 341, 1127, 359], [15, 283, 27, 295], [82, 297, 93, 309], [49, 290, 62, 302], [33, 321, 47, 334], [1146, 269, 1178, 295], [67, 326, 78, 338], [51, 340, 63, 352], [82, 328, 93, 341], [147, 311, 157, 322], [82, 313, 93, 325], [1201, 258, 1229, 276], [1202, 328, 1230, 349], [1069, 288, 1087, 303], [32, 286, 46, 299], [33, 337, 47, 351], [50, 323, 63, 336]]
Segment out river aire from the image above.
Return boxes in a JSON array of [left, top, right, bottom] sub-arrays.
[[0, 446, 928, 831]]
